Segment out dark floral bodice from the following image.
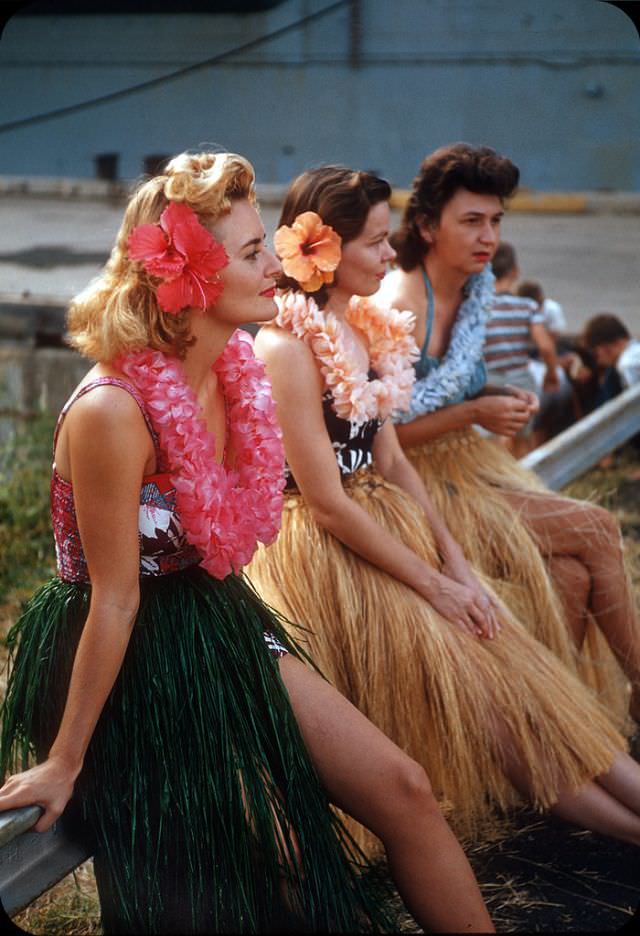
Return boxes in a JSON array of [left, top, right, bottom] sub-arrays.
[[51, 378, 200, 583]]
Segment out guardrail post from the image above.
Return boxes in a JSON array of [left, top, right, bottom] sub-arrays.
[[0, 806, 92, 917]]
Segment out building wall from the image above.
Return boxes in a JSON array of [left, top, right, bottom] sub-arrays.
[[0, 0, 638, 190]]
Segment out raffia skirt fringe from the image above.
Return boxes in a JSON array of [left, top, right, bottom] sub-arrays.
[[405, 428, 631, 729], [247, 467, 626, 859]]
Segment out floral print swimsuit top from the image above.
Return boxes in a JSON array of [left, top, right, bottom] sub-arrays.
[[284, 373, 382, 491], [51, 378, 200, 583], [415, 269, 486, 403]]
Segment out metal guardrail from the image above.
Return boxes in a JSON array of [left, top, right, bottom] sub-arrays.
[[0, 806, 92, 917], [520, 382, 640, 489]]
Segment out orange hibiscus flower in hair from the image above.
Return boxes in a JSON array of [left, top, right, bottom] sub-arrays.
[[274, 211, 342, 292]]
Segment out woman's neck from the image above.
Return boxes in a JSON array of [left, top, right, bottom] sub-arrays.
[[323, 287, 352, 321], [423, 254, 467, 306], [181, 314, 235, 395]]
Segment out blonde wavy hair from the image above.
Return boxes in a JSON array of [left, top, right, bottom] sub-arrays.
[[67, 151, 256, 361]]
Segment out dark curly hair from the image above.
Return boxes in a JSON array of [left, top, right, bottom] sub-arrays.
[[390, 143, 519, 272], [582, 314, 630, 350], [276, 165, 391, 308]]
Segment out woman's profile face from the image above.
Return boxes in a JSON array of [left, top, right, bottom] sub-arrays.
[[211, 199, 282, 325], [419, 188, 504, 277], [333, 201, 396, 298]]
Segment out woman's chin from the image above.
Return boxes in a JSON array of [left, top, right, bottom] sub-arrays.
[[255, 302, 278, 323]]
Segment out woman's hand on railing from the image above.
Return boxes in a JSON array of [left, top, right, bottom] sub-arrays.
[[0, 757, 79, 833]]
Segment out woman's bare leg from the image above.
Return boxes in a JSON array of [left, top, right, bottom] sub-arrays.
[[502, 489, 640, 719], [277, 655, 494, 934], [547, 554, 590, 647], [495, 726, 640, 846], [596, 751, 640, 817]]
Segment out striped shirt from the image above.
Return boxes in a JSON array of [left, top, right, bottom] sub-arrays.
[[484, 293, 545, 375]]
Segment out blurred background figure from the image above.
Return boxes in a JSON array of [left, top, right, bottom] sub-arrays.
[[516, 279, 583, 446], [581, 313, 640, 467], [484, 242, 559, 455], [517, 280, 567, 343], [583, 314, 640, 393]]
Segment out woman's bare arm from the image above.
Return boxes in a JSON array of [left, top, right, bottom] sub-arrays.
[[0, 388, 150, 831], [373, 421, 500, 636], [395, 392, 534, 448], [255, 326, 493, 636]]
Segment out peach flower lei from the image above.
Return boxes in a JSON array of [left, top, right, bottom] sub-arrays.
[[275, 290, 419, 426], [118, 330, 285, 579]]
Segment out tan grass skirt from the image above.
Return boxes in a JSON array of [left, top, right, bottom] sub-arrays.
[[247, 466, 626, 858], [405, 428, 631, 728]]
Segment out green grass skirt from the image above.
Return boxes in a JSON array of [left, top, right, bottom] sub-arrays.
[[0, 566, 398, 934]]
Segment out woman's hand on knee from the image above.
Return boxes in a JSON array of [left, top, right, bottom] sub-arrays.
[[420, 570, 500, 639], [439, 557, 502, 640], [0, 756, 78, 832]]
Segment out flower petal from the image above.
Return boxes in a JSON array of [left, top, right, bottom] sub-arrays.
[[299, 269, 325, 292], [145, 247, 186, 279], [156, 275, 194, 313], [128, 224, 169, 261], [281, 253, 316, 283], [273, 225, 303, 259], [188, 240, 229, 281]]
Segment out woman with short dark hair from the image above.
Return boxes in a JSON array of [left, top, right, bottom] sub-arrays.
[[379, 142, 639, 728]]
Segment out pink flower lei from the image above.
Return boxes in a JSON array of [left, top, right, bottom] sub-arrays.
[[118, 330, 285, 580], [275, 291, 419, 426]]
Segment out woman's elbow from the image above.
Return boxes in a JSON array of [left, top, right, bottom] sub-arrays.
[[89, 582, 141, 629], [306, 497, 347, 532]]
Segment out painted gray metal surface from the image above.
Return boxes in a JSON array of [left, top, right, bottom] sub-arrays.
[[520, 383, 640, 490], [0, 0, 638, 190], [0, 807, 91, 917]]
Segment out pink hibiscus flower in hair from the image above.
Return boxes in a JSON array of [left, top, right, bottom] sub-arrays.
[[128, 201, 229, 314]]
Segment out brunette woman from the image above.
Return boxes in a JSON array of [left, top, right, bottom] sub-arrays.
[[0, 151, 497, 934], [378, 143, 639, 728], [247, 164, 640, 863]]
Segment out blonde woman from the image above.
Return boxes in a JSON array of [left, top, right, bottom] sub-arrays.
[[0, 152, 496, 934]]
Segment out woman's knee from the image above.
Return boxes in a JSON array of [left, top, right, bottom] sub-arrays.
[[580, 503, 623, 551], [549, 554, 591, 604], [382, 756, 441, 827]]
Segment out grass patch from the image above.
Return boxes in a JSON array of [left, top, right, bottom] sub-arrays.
[[13, 862, 100, 935], [0, 414, 57, 609]]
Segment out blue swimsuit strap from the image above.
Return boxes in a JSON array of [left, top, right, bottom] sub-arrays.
[[419, 267, 437, 367]]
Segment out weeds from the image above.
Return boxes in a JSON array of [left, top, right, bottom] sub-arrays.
[[0, 414, 57, 609]]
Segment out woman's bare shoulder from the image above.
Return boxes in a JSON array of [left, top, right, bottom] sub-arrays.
[[57, 365, 153, 477], [254, 323, 317, 370], [376, 267, 424, 315]]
